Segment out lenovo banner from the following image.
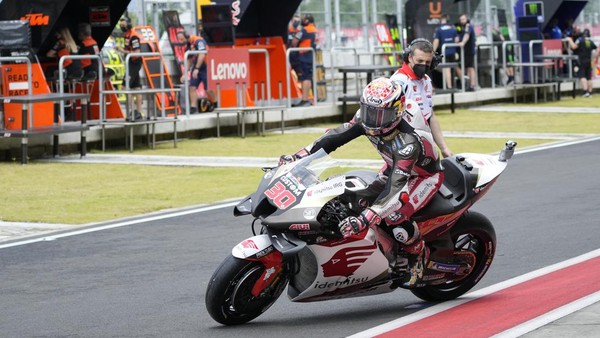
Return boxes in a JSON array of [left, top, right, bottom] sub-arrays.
[[208, 48, 250, 90]]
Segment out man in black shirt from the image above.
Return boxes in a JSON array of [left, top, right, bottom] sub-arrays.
[[566, 29, 598, 97]]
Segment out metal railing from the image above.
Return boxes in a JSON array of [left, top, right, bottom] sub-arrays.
[[442, 43, 465, 92], [58, 54, 103, 122], [123, 51, 169, 120], [328, 47, 361, 103], [285, 47, 317, 108], [182, 50, 208, 116], [476, 42, 498, 88], [249, 48, 272, 107]]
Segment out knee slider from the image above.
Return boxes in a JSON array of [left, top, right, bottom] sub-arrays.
[[391, 220, 419, 245]]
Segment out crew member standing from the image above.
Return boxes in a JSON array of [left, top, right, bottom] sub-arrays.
[[115, 17, 143, 121], [456, 14, 477, 91], [177, 30, 208, 114], [291, 14, 317, 107], [391, 38, 453, 158], [432, 14, 458, 89], [566, 29, 598, 97]]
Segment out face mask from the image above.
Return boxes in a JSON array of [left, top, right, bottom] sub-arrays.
[[120, 26, 128, 32], [412, 64, 428, 79], [292, 21, 300, 29]]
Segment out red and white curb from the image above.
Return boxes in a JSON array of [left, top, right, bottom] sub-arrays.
[[349, 248, 600, 338]]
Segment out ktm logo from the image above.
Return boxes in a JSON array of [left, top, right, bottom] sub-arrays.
[[21, 13, 50, 26], [321, 243, 377, 277]]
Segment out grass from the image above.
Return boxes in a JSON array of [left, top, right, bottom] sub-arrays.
[[1, 98, 599, 225], [0, 163, 264, 224]]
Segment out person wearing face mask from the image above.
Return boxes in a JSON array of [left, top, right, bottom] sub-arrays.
[[115, 17, 143, 121], [391, 38, 453, 158]]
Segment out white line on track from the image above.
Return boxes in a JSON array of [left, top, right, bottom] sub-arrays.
[[0, 201, 238, 250], [348, 248, 600, 338]]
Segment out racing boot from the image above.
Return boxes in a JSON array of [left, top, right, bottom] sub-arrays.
[[399, 239, 429, 288], [390, 220, 429, 288]]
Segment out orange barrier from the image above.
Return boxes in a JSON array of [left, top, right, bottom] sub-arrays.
[[1, 63, 54, 129]]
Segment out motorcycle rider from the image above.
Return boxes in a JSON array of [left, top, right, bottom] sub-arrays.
[[280, 77, 444, 288]]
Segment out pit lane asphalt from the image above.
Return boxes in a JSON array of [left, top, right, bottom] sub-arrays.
[[1, 131, 599, 337]]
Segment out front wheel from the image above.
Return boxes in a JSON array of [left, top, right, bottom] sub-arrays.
[[411, 211, 496, 302], [205, 255, 288, 325]]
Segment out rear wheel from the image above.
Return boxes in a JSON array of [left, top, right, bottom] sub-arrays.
[[205, 255, 288, 325], [411, 211, 496, 302]]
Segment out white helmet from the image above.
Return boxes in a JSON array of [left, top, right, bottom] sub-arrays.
[[359, 77, 404, 136]]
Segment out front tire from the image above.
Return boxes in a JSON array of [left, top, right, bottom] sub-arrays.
[[205, 255, 288, 325], [411, 211, 496, 302]]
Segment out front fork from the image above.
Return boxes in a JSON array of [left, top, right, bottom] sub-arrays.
[[250, 250, 284, 297], [232, 231, 305, 297]]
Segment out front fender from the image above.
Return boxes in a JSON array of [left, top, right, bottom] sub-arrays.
[[232, 234, 274, 260], [232, 232, 307, 261]]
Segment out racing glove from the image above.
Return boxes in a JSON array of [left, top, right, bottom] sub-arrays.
[[338, 208, 381, 238], [278, 155, 295, 166], [278, 148, 311, 166]]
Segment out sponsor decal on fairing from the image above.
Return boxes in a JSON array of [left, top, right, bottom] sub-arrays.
[[320, 243, 377, 277], [303, 208, 317, 220], [305, 175, 345, 199], [313, 276, 370, 289], [289, 223, 311, 231]]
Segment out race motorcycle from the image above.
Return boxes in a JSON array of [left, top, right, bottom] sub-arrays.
[[206, 141, 517, 325]]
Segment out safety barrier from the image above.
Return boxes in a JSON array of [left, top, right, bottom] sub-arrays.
[[442, 43, 467, 92], [98, 51, 179, 152], [0, 55, 90, 163]]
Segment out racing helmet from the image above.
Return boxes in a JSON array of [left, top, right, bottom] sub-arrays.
[[359, 77, 404, 136]]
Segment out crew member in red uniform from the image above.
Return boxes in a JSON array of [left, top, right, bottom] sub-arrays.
[[77, 22, 100, 78], [391, 38, 452, 158], [115, 17, 143, 121], [280, 77, 444, 288], [177, 30, 208, 114], [291, 14, 317, 107]]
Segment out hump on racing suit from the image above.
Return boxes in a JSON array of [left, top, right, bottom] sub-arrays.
[[401, 98, 436, 150]]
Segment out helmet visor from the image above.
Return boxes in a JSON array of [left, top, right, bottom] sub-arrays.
[[360, 103, 400, 131]]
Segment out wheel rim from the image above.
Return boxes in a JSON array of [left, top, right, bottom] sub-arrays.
[[432, 232, 490, 291], [220, 264, 287, 320], [229, 266, 264, 314]]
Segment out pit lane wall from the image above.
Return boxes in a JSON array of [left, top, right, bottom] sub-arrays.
[[0, 85, 540, 160]]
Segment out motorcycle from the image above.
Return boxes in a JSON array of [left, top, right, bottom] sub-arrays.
[[206, 141, 517, 325]]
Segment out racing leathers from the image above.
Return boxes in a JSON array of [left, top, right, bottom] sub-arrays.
[[291, 102, 444, 286]]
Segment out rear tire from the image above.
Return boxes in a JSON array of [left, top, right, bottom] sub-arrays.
[[411, 211, 496, 302], [205, 255, 288, 325]]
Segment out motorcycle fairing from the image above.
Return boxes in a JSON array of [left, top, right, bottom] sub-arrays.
[[413, 153, 507, 226], [261, 175, 346, 229], [460, 153, 508, 188], [287, 229, 394, 302]]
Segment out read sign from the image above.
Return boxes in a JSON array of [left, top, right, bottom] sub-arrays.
[[208, 48, 250, 90]]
